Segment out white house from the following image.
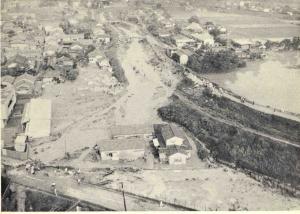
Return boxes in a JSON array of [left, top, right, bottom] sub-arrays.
[[169, 152, 188, 165], [171, 35, 196, 48]]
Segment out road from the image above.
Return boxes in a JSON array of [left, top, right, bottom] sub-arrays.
[[8, 171, 192, 211]]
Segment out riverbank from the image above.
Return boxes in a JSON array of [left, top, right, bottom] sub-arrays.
[[158, 76, 300, 187], [202, 51, 300, 115]]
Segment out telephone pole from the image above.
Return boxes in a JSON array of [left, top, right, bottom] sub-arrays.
[[121, 182, 127, 211]]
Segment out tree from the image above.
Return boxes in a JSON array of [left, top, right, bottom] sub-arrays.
[[188, 15, 200, 24], [65, 69, 79, 81], [147, 24, 159, 36]]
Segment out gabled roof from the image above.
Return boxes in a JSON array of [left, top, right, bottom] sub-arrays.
[[97, 138, 146, 152], [154, 124, 192, 150]]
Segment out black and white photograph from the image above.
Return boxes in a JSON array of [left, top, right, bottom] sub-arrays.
[[1, 0, 300, 212]]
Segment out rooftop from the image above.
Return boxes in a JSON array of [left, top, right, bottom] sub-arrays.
[[1, 82, 15, 105], [110, 124, 154, 137], [97, 138, 146, 152], [154, 124, 192, 150]]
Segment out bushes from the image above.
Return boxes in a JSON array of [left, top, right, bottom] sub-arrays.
[[158, 99, 300, 185], [187, 50, 246, 73], [109, 57, 127, 84], [64, 69, 79, 81]]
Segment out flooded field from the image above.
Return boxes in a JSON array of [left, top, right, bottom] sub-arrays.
[[203, 51, 300, 114], [165, 7, 300, 40]]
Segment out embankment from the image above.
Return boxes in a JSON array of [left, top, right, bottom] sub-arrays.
[[158, 94, 300, 187]]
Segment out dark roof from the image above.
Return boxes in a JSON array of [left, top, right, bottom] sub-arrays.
[[154, 124, 192, 150]]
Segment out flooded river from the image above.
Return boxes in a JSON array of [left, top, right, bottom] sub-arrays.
[[203, 51, 300, 114]]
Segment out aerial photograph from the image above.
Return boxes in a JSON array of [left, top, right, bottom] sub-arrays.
[[1, 0, 300, 211]]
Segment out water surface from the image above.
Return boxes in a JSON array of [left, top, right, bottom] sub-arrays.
[[203, 52, 300, 114]]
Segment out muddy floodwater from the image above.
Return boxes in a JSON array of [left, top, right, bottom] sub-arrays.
[[203, 51, 300, 114]]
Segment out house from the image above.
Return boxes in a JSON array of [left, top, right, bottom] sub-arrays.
[[94, 34, 111, 45], [153, 124, 192, 165], [234, 38, 255, 50], [1, 75, 16, 85], [184, 22, 203, 33], [161, 19, 175, 29], [21, 98, 51, 139], [1, 127, 18, 149], [98, 138, 146, 161], [171, 35, 196, 48], [168, 49, 193, 65], [1, 82, 16, 128], [183, 31, 214, 46], [13, 73, 36, 95], [109, 124, 154, 139], [55, 56, 75, 71], [42, 70, 63, 86], [158, 29, 172, 39], [14, 134, 27, 152]]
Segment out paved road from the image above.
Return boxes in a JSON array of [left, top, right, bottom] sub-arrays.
[[8, 171, 190, 211]]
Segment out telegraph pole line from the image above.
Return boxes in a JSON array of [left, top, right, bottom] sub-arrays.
[[121, 182, 127, 211]]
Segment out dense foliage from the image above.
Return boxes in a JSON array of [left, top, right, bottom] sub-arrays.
[[187, 49, 246, 73], [158, 98, 300, 186]]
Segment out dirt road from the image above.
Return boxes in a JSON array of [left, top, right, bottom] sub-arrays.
[[8, 171, 191, 211]]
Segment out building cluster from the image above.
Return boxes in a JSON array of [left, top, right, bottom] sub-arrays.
[[92, 124, 192, 165], [213, 0, 300, 17]]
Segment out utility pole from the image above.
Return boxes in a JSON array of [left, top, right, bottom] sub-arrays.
[[121, 182, 127, 211], [64, 136, 67, 158]]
